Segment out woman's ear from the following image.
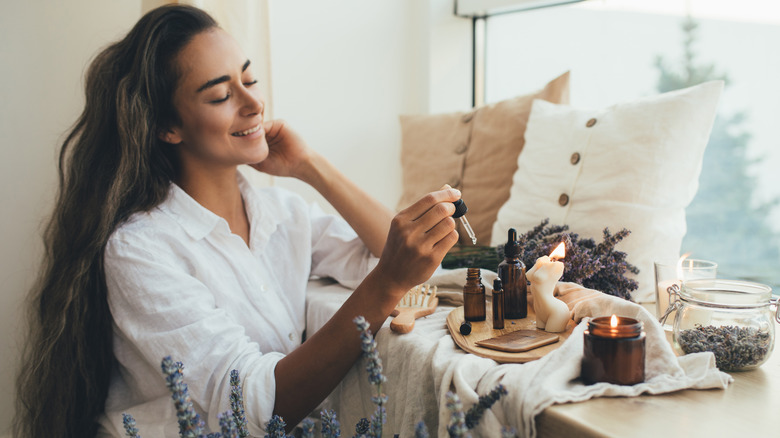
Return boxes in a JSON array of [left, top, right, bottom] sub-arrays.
[[158, 128, 182, 145]]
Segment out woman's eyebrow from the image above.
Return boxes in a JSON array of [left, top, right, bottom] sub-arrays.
[[196, 59, 251, 92]]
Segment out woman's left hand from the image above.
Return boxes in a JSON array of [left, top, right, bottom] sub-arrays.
[[250, 119, 313, 178]]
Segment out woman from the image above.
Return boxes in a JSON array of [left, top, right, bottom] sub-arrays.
[[14, 5, 459, 437]]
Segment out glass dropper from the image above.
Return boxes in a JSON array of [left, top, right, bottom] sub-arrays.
[[452, 199, 477, 245]]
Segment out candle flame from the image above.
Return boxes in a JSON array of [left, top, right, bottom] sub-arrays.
[[676, 253, 692, 279], [549, 242, 566, 261], [610, 314, 618, 327]]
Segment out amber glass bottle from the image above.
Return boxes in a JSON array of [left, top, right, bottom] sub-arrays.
[[498, 228, 527, 319], [463, 267, 486, 322]]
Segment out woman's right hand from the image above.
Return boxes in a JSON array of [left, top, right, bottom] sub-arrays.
[[373, 186, 461, 295]]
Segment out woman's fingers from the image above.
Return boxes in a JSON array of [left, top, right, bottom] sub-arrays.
[[414, 201, 457, 234], [403, 187, 461, 222], [424, 216, 458, 246]]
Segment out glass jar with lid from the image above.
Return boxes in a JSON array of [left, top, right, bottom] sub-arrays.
[[660, 278, 779, 371]]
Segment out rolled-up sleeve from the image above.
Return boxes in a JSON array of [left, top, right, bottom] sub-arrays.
[[105, 237, 281, 435]]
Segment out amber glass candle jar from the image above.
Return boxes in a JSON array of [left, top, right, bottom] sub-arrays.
[[581, 315, 645, 385]]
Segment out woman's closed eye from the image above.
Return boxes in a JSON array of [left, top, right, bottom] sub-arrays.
[[209, 79, 258, 104]]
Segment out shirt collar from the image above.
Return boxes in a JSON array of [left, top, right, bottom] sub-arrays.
[[159, 172, 291, 246]]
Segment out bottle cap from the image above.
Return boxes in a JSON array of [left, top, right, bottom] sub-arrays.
[[504, 228, 520, 257], [459, 320, 472, 335], [493, 278, 503, 293], [452, 199, 468, 218]]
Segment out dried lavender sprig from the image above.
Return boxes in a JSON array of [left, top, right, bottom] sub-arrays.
[[300, 418, 315, 438], [264, 415, 288, 438], [354, 417, 370, 437], [464, 384, 508, 429], [353, 316, 387, 386], [122, 413, 141, 438], [369, 405, 386, 438], [445, 392, 470, 438], [354, 316, 387, 438], [321, 409, 341, 438], [229, 370, 249, 438], [218, 410, 237, 438], [414, 420, 430, 438], [160, 356, 206, 438]]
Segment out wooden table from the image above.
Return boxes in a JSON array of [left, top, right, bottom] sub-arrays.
[[536, 304, 780, 437], [307, 281, 779, 437]]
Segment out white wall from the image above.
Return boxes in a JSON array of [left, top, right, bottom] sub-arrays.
[[267, 0, 471, 212], [0, 0, 470, 434], [0, 1, 143, 433]]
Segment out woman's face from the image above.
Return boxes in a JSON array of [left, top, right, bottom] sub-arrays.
[[163, 28, 268, 172]]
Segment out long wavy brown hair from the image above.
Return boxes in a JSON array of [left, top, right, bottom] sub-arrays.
[[14, 5, 217, 437]]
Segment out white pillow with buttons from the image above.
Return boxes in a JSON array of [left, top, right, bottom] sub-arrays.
[[491, 81, 724, 302]]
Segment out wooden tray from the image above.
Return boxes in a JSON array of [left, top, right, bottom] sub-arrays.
[[446, 302, 576, 363]]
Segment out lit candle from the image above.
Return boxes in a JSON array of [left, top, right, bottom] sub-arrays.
[[581, 314, 646, 385], [527, 242, 570, 333]]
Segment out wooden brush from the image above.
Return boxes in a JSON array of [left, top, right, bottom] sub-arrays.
[[390, 284, 438, 334]]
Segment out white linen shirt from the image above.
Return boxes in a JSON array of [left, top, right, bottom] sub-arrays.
[[98, 174, 377, 437]]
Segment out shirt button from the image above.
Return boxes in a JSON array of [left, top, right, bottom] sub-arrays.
[[455, 142, 468, 154], [570, 152, 581, 165], [585, 118, 597, 128], [461, 112, 475, 123], [288, 333, 295, 341], [559, 194, 570, 206]]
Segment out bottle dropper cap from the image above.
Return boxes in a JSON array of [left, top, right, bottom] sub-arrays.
[[452, 199, 477, 245], [452, 199, 468, 218], [504, 228, 519, 257], [493, 278, 503, 293]]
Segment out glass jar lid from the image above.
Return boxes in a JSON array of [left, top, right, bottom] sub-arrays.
[[680, 278, 773, 309]]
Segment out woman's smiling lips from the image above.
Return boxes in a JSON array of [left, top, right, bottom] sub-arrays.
[[231, 124, 263, 138]]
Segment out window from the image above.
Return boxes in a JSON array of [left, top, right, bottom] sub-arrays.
[[484, 0, 780, 292]]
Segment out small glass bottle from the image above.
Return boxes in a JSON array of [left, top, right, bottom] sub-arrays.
[[492, 278, 505, 330], [463, 267, 486, 322], [498, 228, 527, 319]]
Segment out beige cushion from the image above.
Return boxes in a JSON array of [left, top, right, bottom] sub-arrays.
[[491, 81, 724, 301], [397, 72, 570, 245]]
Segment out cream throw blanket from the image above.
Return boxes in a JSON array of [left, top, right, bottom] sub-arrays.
[[306, 269, 732, 437]]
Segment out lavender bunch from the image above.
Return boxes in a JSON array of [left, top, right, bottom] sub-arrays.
[[464, 384, 507, 429], [161, 356, 206, 438], [218, 411, 238, 437], [122, 413, 141, 438], [515, 219, 638, 300], [229, 370, 250, 437], [414, 421, 430, 438], [354, 417, 370, 437], [354, 316, 387, 437], [445, 392, 469, 438], [321, 409, 341, 438], [300, 418, 316, 438], [264, 415, 290, 438]]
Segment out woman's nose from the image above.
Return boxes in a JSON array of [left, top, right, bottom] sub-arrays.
[[240, 88, 264, 117]]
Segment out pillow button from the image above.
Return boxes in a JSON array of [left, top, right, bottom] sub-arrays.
[[570, 152, 581, 165], [461, 112, 475, 123], [585, 118, 597, 128], [558, 193, 570, 206], [455, 143, 468, 154]]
